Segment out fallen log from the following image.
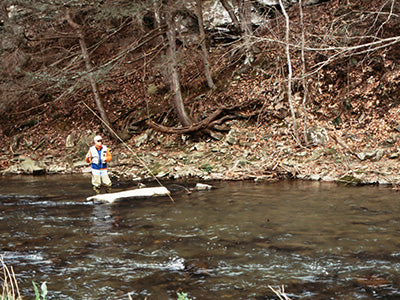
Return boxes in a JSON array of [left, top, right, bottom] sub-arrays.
[[147, 107, 223, 134], [147, 98, 263, 135]]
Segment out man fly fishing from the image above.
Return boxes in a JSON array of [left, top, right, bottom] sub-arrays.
[[86, 135, 112, 194]]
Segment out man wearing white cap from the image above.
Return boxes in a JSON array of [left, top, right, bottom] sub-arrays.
[[85, 135, 113, 194]]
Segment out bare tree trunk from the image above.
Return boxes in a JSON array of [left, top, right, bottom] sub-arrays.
[[237, 0, 253, 65], [219, 0, 240, 31], [165, 0, 194, 127], [196, 0, 215, 89], [153, 0, 162, 27], [299, 0, 309, 145], [278, 0, 300, 145], [66, 11, 116, 138], [153, 0, 164, 42]]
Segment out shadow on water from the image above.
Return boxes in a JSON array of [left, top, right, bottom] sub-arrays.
[[1, 175, 400, 299]]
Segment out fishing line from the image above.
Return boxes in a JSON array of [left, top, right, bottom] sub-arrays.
[[81, 100, 175, 203]]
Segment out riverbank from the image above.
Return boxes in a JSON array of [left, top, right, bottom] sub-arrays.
[[0, 0, 399, 189], [1, 116, 399, 187]]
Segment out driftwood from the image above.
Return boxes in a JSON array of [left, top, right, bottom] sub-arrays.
[[87, 187, 170, 203]]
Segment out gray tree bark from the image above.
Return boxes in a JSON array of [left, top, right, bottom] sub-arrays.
[[196, 0, 215, 89], [219, 0, 241, 31], [165, 0, 194, 127], [237, 0, 254, 65], [299, 0, 309, 145]]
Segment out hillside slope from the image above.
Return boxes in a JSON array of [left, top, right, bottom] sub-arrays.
[[0, 0, 399, 185]]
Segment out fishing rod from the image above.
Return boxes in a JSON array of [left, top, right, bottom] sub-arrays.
[[81, 100, 175, 203]]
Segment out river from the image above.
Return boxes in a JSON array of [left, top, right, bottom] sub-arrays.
[[1, 175, 399, 299]]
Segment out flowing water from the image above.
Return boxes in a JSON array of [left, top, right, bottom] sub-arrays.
[[1, 175, 400, 299]]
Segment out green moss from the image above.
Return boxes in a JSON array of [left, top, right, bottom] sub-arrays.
[[200, 163, 213, 174], [150, 162, 161, 176], [147, 84, 158, 95], [337, 175, 363, 185]]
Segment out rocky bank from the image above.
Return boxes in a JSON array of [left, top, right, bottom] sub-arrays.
[[1, 0, 399, 190], [2, 116, 400, 188]]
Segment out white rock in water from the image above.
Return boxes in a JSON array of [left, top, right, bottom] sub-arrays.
[[194, 183, 213, 190]]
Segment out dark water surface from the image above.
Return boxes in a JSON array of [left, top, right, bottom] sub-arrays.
[[1, 175, 400, 299]]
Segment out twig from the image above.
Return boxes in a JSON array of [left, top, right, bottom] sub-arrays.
[[1, 256, 21, 300], [269, 285, 291, 300], [371, 0, 395, 38], [226, 160, 241, 176]]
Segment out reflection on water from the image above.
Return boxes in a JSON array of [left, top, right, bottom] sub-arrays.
[[1, 175, 400, 299]]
